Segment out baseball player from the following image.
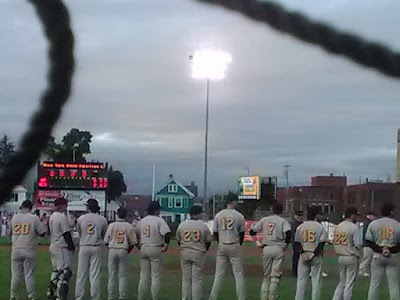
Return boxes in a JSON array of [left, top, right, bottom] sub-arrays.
[[74, 199, 108, 300], [359, 211, 376, 277], [332, 207, 361, 300], [209, 198, 247, 300], [104, 207, 138, 300], [291, 210, 304, 277], [366, 203, 400, 300], [250, 203, 291, 300], [176, 206, 212, 300], [294, 205, 327, 300], [48, 197, 75, 300], [136, 201, 171, 300], [9, 200, 46, 300]]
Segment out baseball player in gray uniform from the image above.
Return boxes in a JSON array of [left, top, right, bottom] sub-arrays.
[[210, 198, 247, 300], [294, 205, 327, 300], [250, 203, 291, 300], [332, 207, 361, 300], [75, 199, 108, 300], [48, 197, 76, 300], [136, 201, 171, 300], [365, 203, 400, 300], [104, 207, 138, 300], [9, 200, 46, 300], [176, 206, 212, 300]]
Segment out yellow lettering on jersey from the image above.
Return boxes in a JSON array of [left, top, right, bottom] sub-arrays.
[[333, 232, 348, 246], [267, 222, 276, 235], [221, 217, 234, 230], [116, 229, 124, 243], [13, 223, 30, 235], [382, 226, 394, 240], [144, 225, 150, 237], [183, 229, 201, 242], [301, 230, 316, 243], [86, 222, 95, 235]]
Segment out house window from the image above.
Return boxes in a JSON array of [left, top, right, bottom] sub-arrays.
[[168, 184, 178, 193], [184, 199, 189, 208], [168, 197, 173, 208], [9, 193, 18, 202], [162, 215, 172, 223], [175, 197, 182, 208]]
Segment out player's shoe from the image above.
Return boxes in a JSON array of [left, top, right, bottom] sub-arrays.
[[322, 272, 328, 277], [359, 272, 370, 277]]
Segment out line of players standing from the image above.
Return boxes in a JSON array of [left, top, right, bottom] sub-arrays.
[[8, 195, 400, 300]]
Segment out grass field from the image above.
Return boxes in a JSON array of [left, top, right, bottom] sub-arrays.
[[0, 238, 392, 300]]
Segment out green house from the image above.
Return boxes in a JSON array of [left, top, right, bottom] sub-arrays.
[[156, 176, 195, 223]]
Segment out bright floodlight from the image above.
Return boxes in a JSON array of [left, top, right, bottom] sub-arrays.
[[190, 50, 232, 80]]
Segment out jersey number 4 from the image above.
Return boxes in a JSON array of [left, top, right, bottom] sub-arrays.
[[13, 223, 30, 235], [143, 225, 151, 237], [221, 217, 234, 230], [183, 230, 201, 242], [333, 232, 348, 246], [301, 230, 316, 243]]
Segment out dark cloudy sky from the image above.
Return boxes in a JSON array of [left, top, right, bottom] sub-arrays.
[[1, 0, 400, 195]]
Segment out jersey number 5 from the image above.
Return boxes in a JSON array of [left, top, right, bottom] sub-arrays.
[[116, 230, 124, 244], [301, 230, 316, 243], [86, 222, 95, 235], [13, 223, 30, 235], [183, 229, 201, 242], [221, 217, 234, 230], [382, 226, 394, 240]]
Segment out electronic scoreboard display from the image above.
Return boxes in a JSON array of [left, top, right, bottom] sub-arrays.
[[38, 162, 108, 190]]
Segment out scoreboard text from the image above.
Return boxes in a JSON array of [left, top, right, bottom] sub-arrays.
[[38, 162, 108, 190]]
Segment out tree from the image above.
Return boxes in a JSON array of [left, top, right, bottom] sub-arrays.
[[0, 134, 16, 167], [45, 128, 93, 162], [107, 167, 127, 203]]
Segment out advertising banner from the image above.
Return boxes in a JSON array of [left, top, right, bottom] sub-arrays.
[[238, 176, 261, 200], [35, 189, 106, 211]]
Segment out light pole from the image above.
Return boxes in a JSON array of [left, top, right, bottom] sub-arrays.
[[72, 143, 79, 162], [189, 50, 232, 214]]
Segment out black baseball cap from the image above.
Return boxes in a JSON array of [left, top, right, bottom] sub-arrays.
[[54, 197, 68, 207], [21, 200, 33, 210], [189, 205, 204, 216], [294, 210, 304, 216], [86, 198, 100, 212]]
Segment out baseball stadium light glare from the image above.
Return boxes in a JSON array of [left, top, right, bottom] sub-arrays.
[[190, 50, 232, 80]]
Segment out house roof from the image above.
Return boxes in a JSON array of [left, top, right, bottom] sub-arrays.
[[156, 180, 195, 198]]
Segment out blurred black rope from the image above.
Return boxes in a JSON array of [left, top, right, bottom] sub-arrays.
[[0, 0, 74, 204], [196, 0, 400, 79]]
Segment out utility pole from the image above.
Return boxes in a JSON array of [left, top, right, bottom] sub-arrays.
[[284, 164, 290, 211]]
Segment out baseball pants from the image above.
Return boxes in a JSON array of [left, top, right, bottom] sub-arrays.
[[138, 246, 163, 300], [295, 254, 323, 300], [359, 247, 373, 274], [367, 254, 400, 300], [261, 246, 284, 300], [49, 244, 70, 282], [10, 249, 36, 300], [292, 245, 300, 277], [75, 246, 102, 300], [209, 243, 246, 300], [332, 256, 358, 300], [108, 248, 129, 300], [181, 249, 205, 300]]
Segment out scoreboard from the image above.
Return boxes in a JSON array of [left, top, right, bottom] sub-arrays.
[[37, 162, 108, 190]]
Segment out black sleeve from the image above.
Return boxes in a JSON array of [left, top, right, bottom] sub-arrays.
[[214, 233, 219, 243], [294, 242, 304, 253], [365, 240, 383, 253], [389, 244, 400, 254], [239, 232, 245, 245], [285, 230, 292, 244], [249, 229, 257, 236], [128, 245, 135, 253], [164, 233, 171, 245], [205, 242, 211, 251], [313, 242, 325, 256], [63, 232, 75, 251]]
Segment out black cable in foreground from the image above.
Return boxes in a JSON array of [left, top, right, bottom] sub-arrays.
[[196, 0, 400, 80], [0, 0, 75, 204]]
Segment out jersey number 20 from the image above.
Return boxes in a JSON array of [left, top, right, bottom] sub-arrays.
[[13, 223, 30, 235]]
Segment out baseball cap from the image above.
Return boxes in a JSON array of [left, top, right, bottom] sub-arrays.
[[21, 200, 33, 210], [86, 199, 100, 212], [54, 197, 68, 207], [189, 205, 204, 216], [294, 210, 304, 216]]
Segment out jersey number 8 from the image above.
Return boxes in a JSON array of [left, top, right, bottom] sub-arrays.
[[13, 223, 30, 235], [301, 230, 316, 243], [183, 229, 201, 242]]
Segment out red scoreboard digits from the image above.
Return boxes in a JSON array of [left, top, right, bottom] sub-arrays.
[[38, 162, 108, 190]]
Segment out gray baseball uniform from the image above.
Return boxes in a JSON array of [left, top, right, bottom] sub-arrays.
[[10, 212, 45, 300], [294, 221, 328, 300], [176, 220, 212, 300], [252, 214, 290, 300], [366, 217, 400, 300], [332, 220, 362, 300], [104, 217, 138, 300], [136, 215, 171, 300], [49, 211, 73, 292], [210, 209, 247, 300], [75, 213, 108, 300]]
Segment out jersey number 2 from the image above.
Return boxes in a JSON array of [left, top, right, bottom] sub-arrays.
[[86, 222, 95, 235]]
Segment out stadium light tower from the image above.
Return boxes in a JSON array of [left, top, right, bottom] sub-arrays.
[[189, 50, 232, 213]]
